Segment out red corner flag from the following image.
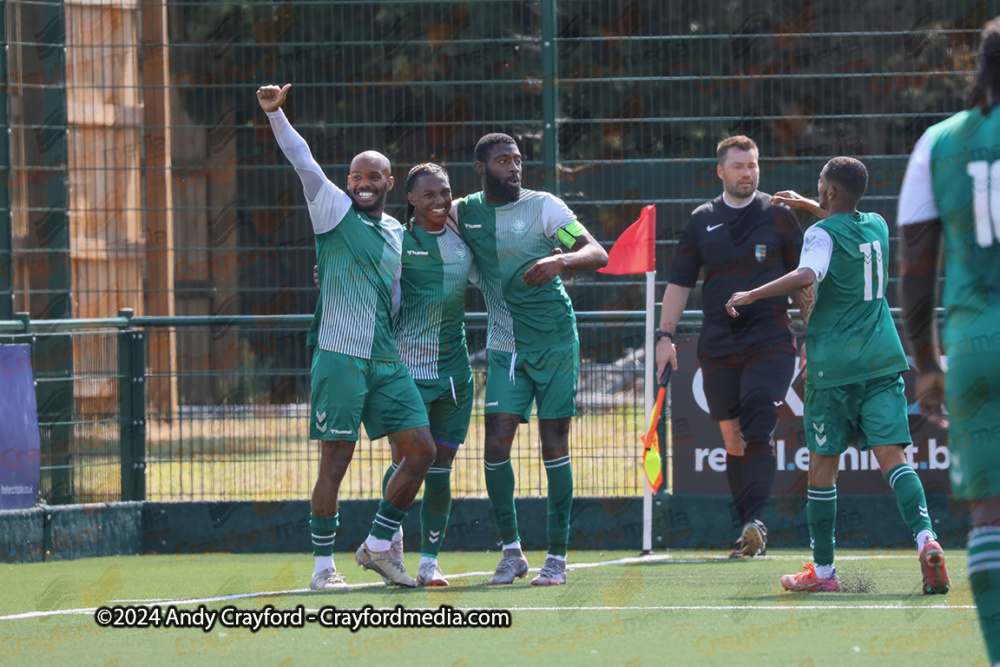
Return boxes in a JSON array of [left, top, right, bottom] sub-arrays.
[[597, 204, 656, 275]]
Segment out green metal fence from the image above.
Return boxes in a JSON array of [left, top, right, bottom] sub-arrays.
[[0, 1, 991, 502], [3, 310, 659, 503], [2, 0, 987, 319]]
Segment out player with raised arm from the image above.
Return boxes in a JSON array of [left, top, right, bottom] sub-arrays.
[[726, 157, 950, 594], [898, 16, 1000, 662], [455, 133, 608, 585], [656, 136, 808, 558], [257, 83, 435, 589]]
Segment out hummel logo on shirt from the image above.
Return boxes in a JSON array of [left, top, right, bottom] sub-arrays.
[[464, 223, 482, 229], [486, 401, 499, 407], [332, 429, 353, 435], [407, 250, 429, 256]]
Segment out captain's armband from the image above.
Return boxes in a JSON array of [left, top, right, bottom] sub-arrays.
[[557, 220, 587, 248]]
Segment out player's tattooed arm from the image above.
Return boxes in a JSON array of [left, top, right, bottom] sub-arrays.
[[727, 267, 816, 318], [791, 284, 814, 374], [793, 284, 815, 326]]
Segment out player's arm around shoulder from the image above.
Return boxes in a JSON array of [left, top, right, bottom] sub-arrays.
[[769, 190, 829, 220], [522, 193, 608, 287]]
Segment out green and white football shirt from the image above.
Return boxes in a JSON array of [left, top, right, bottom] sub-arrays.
[[306, 181, 404, 362], [798, 212, 908, 388], [898, 108, 1000, 356], [455, 189, 580, 353], [898, 107, 1000, 498], [394, 224, 473, 379]]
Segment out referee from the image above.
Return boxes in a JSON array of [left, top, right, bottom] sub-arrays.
[[655, 135, 812, 558]]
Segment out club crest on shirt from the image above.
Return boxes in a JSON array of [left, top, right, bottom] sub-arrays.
[[755, 244, 767, 263], [512, 219, 527, 233], [455, 246, 467, 259]]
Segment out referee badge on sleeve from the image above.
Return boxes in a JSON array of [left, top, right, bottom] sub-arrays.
[[755, 244, 767, 263]]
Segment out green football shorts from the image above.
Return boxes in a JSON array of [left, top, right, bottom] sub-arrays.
[[945, 352, 1000, 499], [485, 340, 579, 420], [309, 348, 428, 441], [407, 372, 474, 448], [804, 373, 911, 455]]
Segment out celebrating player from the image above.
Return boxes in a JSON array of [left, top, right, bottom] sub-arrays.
[[726, 157, 950, 594], [656, 136, 808, 558], [898, 16, 1000, 661], [454, 133, 608, 585], [258, 83, 436, 590], [378, 163, 474, 587]]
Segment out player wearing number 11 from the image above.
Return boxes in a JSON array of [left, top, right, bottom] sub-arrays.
[[726, 157, 950, 595]]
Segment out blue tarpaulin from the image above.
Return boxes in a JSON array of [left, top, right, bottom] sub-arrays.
[[0, 345, 41, 509]]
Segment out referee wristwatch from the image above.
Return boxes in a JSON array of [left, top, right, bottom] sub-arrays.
[[655, 329, 673, 342]]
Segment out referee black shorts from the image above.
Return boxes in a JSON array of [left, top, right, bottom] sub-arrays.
[[698, 337, 796, 425]]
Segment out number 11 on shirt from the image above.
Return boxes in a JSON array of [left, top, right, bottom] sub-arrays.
[[859, 240, 883, 301]]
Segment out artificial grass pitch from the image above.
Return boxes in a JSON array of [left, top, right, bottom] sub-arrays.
[[0, 549, 982, 666]]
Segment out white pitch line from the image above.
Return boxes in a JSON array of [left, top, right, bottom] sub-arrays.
[[0, 552, 959, 622]]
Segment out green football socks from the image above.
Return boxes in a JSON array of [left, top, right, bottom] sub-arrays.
[[421, 465, 453, 558], [885, 463, 934, 538], [543, 455, 573, 557], [807, 485, 837, 566], [309, 513, 338, 557], [484, 458, 519, 545], [969, 526, 1000, 664], [370, 500, 406, 542]]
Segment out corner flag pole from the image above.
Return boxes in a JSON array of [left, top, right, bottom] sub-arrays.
[[596, 204, 658, 554], [642, 268, 655, 554]]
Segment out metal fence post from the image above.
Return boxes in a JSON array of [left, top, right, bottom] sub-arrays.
[[118, 309, 146, 501], [38, 0, 70, 320], [541, 0, 559, 197], [0, 0, 12, 320]]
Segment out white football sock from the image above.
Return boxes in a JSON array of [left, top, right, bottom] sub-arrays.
[[365, 535, 393, 552], [314, 555, 334, 574], [815, 563, 835, 579]]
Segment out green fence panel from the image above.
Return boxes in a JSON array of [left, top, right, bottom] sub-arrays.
[[0, 0, 988, 504]]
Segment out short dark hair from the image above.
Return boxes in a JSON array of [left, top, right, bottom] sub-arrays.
[[823, 156, 868, 202], [475, 133, 517, 163], [717, 135, 759, 165], [970, 17, 1000, 112]]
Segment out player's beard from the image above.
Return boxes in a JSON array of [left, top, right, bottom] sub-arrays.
[[351, 187, 388, 214], [483, 170, 520, 203]]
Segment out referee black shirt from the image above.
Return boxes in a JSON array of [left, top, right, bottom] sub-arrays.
[[669, 191, 804, 357]]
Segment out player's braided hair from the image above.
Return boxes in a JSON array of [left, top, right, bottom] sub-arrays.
[[474, 133, 517, 163], [404, 162, 449, 248], [970, 17, 1000, 113]]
